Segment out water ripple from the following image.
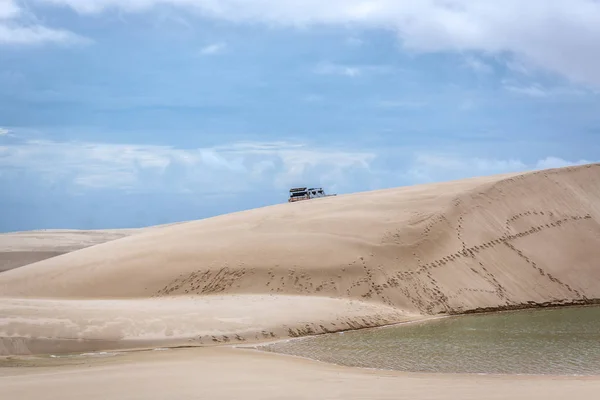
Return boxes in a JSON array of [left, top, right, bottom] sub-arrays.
[[260, 306, 600, 375]]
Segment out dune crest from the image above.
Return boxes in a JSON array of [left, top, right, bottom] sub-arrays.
[[1, 163, 599, 354], [0, 229, 142, 273], [0, 224, 186, 273]]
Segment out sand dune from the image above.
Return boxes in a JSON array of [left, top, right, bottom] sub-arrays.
[[0, 229, 142, 273], [0, 164, 599, 355], [0, 222, 186, 273]]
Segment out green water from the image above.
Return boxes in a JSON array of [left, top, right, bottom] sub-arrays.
[[260, 306, 600, 375]]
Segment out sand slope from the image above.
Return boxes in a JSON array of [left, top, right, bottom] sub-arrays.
[[0, 163, 599, 354], [0, 295, 415, 355]]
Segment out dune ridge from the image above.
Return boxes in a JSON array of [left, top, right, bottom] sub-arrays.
[[0, 222, 188, 273], [0, 163, 599, 355], [0, 229, 145, 273]]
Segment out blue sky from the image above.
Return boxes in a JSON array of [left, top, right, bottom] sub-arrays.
[[1, 0, 599, 232]]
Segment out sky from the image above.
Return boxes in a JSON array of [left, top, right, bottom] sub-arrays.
[[1, 0, 599, 232]]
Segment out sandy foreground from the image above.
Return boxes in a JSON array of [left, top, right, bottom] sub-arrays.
[[1, 347, 600, 400], [1, 163, 600, 398]]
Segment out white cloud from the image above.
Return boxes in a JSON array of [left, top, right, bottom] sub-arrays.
[[504, 84, 549, 98], [199, 42, 226, 55], [0, 0, 20, 20], [535, 157, 592, 170], [346, 36, 364, 46], [313, 61, 391, 77], [0, 0, 88, 45], [0, 139, 375, 193], [376, 100, 426, 109], [504, 82, 589, 98], [404, 153, 595, 184], [0, 127, 11, 136], [32, 0, 600, 87], [505, 59, 534, 76], [0, 24, 87, 45], [313, 61, 361, 77], [464, 56, 493, 75], [1, 138, 595, 200]]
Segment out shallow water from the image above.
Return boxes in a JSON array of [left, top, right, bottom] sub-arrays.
[[260, 306, 600, 375]]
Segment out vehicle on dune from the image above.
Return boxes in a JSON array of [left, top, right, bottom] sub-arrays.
[[288, 187, 336, 202]]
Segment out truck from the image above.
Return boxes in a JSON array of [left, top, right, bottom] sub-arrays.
[[288, 187, 336, 202]]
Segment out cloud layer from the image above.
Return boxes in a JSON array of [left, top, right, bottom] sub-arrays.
[[405, 153, 593, 184], [1, 137, 594, 231], [0, 139, 374, 195], [0, 138, 594, 195], [0, 0, 87, 45], [16, 0, 599, 88]]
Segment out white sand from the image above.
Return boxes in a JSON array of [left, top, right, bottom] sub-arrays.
[[0, 295, 417, 355]]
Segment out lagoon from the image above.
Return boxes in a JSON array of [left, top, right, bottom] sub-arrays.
[[260, 306, 600, 375]]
